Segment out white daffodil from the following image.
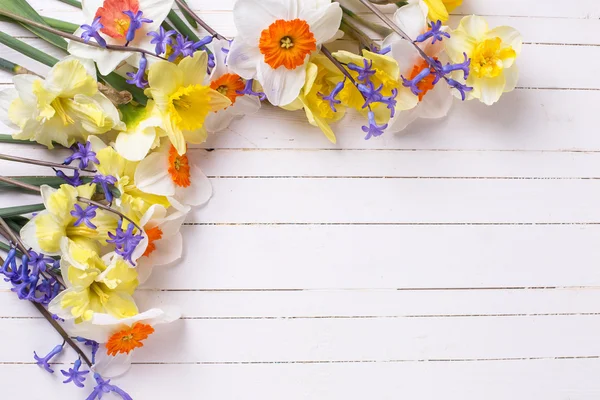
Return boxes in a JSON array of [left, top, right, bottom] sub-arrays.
[[227, 0, 343, 106], [65, 308, 179, 377], [383, 2, 453, 132], [445, 15, 522, 105], [135, 204, 189, 283], [204, 39, 262, 133], [114, 101, 164, 161], [68, 0, 174, 76], [0, 57, 123, 148], [134, 140, 212, 208]]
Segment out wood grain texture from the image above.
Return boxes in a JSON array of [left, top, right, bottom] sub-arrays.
[[1, 0, 599, 399]]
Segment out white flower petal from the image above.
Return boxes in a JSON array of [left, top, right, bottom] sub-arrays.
[[302, 2, 342, 45], [419, 84, 454, 119], [458, 15, 489, 40], [227, 40, 262, 80], [233, 0, 300, 43], [68, 34, 132, 76], [134, 151, 175, 197], [115, 127, 157, 162], [388, 107, 420, 133], [93, 350, 133, 378], [257, 61, 307, 106], [479, 74, 506, 106], [173, 164, 212, 207], [144, 233, 183, 267], [503, 64, 519, 93], [393, 3, 426, 40]]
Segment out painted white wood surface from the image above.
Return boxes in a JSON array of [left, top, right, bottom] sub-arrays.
[[1, 0, 600, 399]]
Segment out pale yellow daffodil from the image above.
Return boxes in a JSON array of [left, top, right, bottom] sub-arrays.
[[445, 15, 522, 105], [334, 50, 419, 124], [49, 238, 139, 322], [20, 184, 118, 256], [114, 101, 165, 162], [145, 51, 231, 155], [0, 57, 124, 148], [88, 136, 170, 219], [281, 55, 346, 143]]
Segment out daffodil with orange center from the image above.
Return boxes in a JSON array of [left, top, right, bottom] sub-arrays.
[[227, 0, 343, 106], [135, 140, 212, 208], [145, 51, 231, 155], [204, 39, 262, 133], [68, 0, 174, 75], [65, 308, 180, 377], [382, 2, 454, 132]]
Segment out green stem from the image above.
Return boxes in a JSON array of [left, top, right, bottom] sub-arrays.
[[173, 0, 227, 40], [168, 10, 200, 42], [0, 204, 46, 218], [178, 0, 198, 28], [339, 4, 392, 37]]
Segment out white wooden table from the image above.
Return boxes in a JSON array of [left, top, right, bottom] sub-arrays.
[[2, 0, 600, 398]]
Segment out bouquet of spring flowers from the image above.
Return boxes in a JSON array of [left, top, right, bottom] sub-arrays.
[[0, 0, 521, 396]]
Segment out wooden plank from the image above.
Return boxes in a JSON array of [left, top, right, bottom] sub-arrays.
[[3, 360, 600, 400], [4, 288, 600, 318], [186, 178, 600, 223], [2, 315, 600, 362]]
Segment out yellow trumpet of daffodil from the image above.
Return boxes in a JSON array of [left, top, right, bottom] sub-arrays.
[[145, 51, 231, 155], [445, 15, 522, 105], [0, 57, 124, 148], [417, 0, 462, 22], [49, 238, 139, 322], [20, 184, 118, 256], [281, 55, 347, 143]]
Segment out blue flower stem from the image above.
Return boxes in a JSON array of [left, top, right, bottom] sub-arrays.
[[0, 153, 97, 173], [173, 0, 228, 41], [0, 9, 167, 61]]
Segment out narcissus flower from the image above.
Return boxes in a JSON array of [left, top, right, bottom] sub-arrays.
[[445, 15, 522, 105], [65, 308, 179, 377], [20, 184, 119, 256], [204, 39, 261, 133], [49, 239, 140, 323], [135, 204, 188, 283], [68, 0, 174, 75], [227, 0, 343, 106], [114, 101, 164, 161], [145, 51, 231, 155], [134, 141, 212, 207], [281, 54, 346, 143], [383, 3, 453, 131], [0, 57, 123, 148]]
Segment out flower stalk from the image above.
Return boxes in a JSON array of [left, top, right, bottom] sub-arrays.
[[0, 153, 97, 173], [173, 0, 227, 41]]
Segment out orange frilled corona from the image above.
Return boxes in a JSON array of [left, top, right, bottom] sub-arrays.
[[259, 19, 317, 70], [168, 145, 191, 188], [106, 323, 155, 356], [408, 60, 437, 101], [210, 73, 246, 105], [143, 226, 163, 257], [94, 0, 140, 39]]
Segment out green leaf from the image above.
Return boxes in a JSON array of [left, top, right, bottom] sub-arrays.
[[178, 0, 198, 28], [0, 0, 68, 50], [0, 204, 45, 218], [0, 31, 59, 67], [42, 16, 78, 34], [168, 10, 200, 42], [6, 215, 30, 229], [0, 176, 66, 190], [57, 0, 81, 8]]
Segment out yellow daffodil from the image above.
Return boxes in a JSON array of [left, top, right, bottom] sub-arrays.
[[445, 15, 522, 105], [0, 57, 124, 148], [20, 184, 118, 256], [145, 51, 231, 155], [114, 101, 165, 162], [281, 55, 346, 143], [334, 50, 418, 124], [89, 136, 170, 218], [49, 238, 139, 322], [414, 0, 462, 22]]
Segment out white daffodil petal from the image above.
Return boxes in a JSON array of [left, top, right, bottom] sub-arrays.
[[393, 3, 426, 40], [257, 61, 308, 106], [302, 2, 342, 45], [145, 233, 183, 267], [227, 40, 262, 80], [233, 0, 299, 42], [134, 151, 175, 197], [93, 350, 133, 378], [115, 127, 158, 162], [479, 74, 506, 106], [68, 35, 132, 76], [419, 84, 454, 119], [173, 164, 212, 207]]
